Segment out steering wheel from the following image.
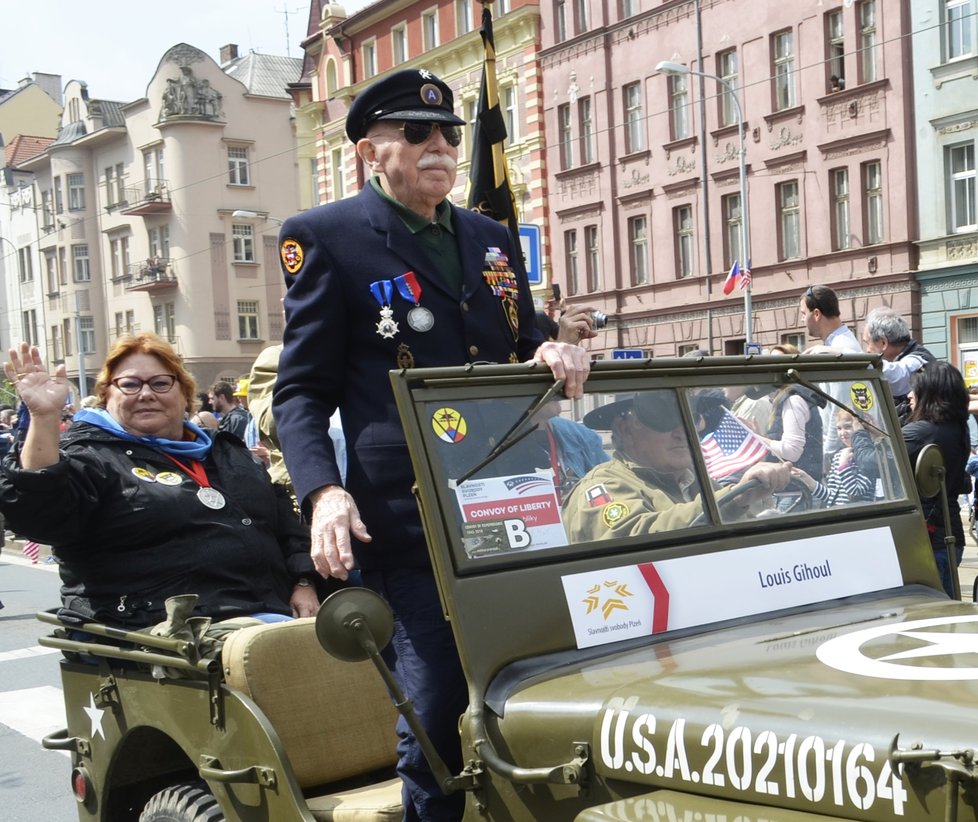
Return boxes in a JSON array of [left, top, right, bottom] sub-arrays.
[[772, 477, 814, 515], [690, 478, 764, 527]]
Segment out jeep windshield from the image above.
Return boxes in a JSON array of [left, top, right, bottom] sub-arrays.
[[405, 358, 906, 566]]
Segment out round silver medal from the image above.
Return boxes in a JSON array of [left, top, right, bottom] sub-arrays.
[[197, 487, 226, 509], [407, 306, 435, 333]]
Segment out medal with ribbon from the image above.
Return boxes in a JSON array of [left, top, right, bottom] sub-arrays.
[[163, 454, 226, 509], [370, 279, 399, 339], [482, 248, 520, 341], [394, 271, 434, 333]]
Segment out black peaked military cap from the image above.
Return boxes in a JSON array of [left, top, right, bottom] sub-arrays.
[[346, 69, 466, 143]]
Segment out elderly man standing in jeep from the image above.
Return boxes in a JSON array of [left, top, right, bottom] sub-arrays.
[[861, 306, 935, 420]]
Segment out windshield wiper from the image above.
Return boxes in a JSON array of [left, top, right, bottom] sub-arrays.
[[784, 368, 887, 437], [453, 379, 565, 485]]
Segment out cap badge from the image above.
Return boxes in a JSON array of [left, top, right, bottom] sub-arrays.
[[420, 83, 443, 106]]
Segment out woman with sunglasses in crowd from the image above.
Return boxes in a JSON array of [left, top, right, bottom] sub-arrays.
[[0, 334, 319, 631]]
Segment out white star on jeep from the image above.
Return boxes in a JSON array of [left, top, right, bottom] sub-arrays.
[[83, 693, 105, 740], [879, 630, 978, 662]]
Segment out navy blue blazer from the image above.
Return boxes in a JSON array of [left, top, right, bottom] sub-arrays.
[[273, 183, 544, 570]]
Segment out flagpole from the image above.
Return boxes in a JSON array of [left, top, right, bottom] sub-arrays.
[[657, 61, 752, 347]]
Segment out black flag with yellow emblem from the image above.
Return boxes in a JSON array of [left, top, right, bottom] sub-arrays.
[[467, 3, 521, 251]]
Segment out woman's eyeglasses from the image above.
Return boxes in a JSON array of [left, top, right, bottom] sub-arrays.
[[398, 122, 463, 148], [111, 375, 178, 395]]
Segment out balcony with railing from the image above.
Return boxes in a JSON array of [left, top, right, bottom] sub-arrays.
[[125, 258, 178, 292], [119, 180, 172, 215]]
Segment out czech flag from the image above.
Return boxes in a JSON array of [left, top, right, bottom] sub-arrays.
[[722, 259, 752, 295]]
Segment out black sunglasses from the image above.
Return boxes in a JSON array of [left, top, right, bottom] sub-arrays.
[[399, 121, 463, 148]]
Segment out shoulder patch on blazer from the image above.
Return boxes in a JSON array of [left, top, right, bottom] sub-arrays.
[[280, 238, 304, 275]]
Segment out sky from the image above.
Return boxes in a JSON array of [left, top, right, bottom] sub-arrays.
[[0, 0, 371, 103]]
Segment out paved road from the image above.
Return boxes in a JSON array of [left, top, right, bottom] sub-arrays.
[[0, 547, 76, 822]]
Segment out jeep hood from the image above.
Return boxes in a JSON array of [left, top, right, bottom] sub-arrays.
[[492, 590, 978, 820]]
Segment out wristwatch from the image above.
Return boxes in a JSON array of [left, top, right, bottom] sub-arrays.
[[294, 577, 314, 588]]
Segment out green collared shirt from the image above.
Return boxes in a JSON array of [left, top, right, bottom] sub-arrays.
[[370, 177, 463, 294]]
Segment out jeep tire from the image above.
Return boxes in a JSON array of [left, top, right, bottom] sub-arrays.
[[139, 781, 224, 821]]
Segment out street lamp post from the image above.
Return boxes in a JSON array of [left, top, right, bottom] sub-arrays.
[[655, 60, 753, 347]]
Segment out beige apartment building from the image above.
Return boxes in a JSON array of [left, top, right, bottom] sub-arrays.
[[4, 44, 301, 393], [541, 0, 920, 356]]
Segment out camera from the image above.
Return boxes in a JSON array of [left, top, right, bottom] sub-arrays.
[[591, 310, 608, 330]]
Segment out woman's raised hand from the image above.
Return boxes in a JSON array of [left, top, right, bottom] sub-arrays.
[[3, 343, 69, 417]]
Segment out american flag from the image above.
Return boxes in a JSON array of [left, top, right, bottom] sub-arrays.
[[700, 409, 769, 480], [22, 540, 41, 564], [739, 258, 752, 291]]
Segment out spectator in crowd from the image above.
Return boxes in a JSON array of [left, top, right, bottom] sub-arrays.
[[271, 69, 591, 820], [860, 307, 935, 421], [901, 361, 971, 597], [791, 410, 874, 506], [562, 392, 790, 541], [0, 335, 318, 631], [209, 380, 251, 442]]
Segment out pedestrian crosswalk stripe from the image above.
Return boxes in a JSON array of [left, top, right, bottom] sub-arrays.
[[0, 685, 69, 755], [0, 645, 61, 662]]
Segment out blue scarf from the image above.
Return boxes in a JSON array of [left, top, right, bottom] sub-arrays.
[[74, 407, 212, 461]]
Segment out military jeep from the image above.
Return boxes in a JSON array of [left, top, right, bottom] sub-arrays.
[[41, 353, 978, 821]]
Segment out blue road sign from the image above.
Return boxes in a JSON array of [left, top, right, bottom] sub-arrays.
[[519, 224, 542, 285], [744, 342, 762, 355], [612, 349, 645, 360]]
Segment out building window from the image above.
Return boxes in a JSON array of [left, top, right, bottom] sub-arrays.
[[722, 193, 743, 270], [105, 166, 118, 207], [41, 190, 54, 229], [228, 146, 250, 186], [149, 225, 171, 259], [675, 205, 694, 278], [575, 0, 589, 33], [362, 39, 378, 79], [456, 0, 473, 34], [826, 9, 846, 91], [125, 309, 135, 334], [63, 319, 72, 357], [79, 316, 96, 354], [948, 142, 977, 232], [579, 96, 594, 164], [144, 148, 165, 195], [17, 246, 33, 283], [781, 332, 805, 350], [331, 148, 346, 200], [831, 168, 851, 250], [463, 98, 478, 160], [859, 1, 878, 83], [67, 173, 85, 211], [73, 245, 91, 282], [496, 0, 510, 12], [232, 224, 256, 262], [862, 160, 884, 244], [45, 253, 57, 294], [555, 0, 568, 42], [620, 0, 637, 18], [422, 8, 439, 50], [565, 229, 579, 295], [944, 0, 975, 61], [54, 177, 64, 214], [154, 302, 177, 342], [628, 215, 649, 285], [503, 85, 518, 142], [110, 236, 131, 280], [773, 30, 797, 111], [624, 81, 645, 153], [392, 23, 408, 64], [22, 310, 37, 346], [717, 49, 739, 127], [51, 325, 62, 360], [585, 224, 600, 291], [59, 248, 67, 286], [777, 180, 802, 260], [669, 75, 690, 141], [558, 103, 573, 169], [237, 300, 260, 340]]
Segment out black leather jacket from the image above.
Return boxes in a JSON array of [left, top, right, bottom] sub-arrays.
[[0, 422, 312, 628]]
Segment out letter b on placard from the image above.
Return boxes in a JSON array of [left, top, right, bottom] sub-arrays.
[[504, 519, 531, 549]]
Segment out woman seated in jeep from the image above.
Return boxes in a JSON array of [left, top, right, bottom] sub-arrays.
[[0, 335, 319, 630]]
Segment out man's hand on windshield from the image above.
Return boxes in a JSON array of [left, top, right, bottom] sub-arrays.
[[531, 341, 590, 399], [308, 484, 372, 580]]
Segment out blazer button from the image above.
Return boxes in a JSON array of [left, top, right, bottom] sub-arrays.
[[461, 302, 470, 312], [468, 345, 479, 357], [241, 518, 252, 526]]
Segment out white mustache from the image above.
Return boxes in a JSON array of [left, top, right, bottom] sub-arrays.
[[417, 155, 457, 172]]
